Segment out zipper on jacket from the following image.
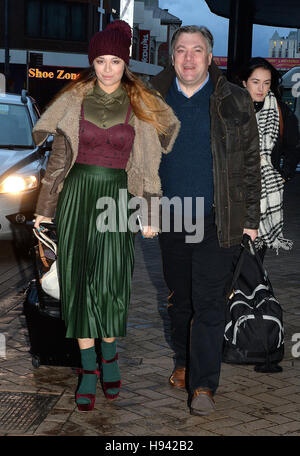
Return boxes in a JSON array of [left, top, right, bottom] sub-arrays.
[[210, 95, 221, 236], [216, 99, 230, 246]]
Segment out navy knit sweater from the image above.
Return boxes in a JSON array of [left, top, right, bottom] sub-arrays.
[[159, 77, 214, 218]]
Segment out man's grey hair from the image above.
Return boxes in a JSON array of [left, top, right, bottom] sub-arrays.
[[171, 25, 214, 56]]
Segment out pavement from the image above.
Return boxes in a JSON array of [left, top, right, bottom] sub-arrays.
[[0, 175, 299, 437]]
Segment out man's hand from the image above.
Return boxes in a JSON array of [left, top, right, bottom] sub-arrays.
[[243, 228, 258, 241], [142, 226, 159, 239]]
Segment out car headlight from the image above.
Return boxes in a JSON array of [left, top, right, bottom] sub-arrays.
[[0, 175, 38, 194]]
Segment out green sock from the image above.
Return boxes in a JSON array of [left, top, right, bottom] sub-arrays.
[[76, 346, 98, 405], [101, 340, 121, 397]]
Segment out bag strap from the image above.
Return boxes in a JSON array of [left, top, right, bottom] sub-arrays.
[[228, 235, 274, 295], [37, 239, 50, 268], [33, 228, 57, 257], [227, 245, 247, 296], [246, 236, 274, 294]]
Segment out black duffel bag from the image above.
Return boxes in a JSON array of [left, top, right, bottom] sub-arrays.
[[223, 235, 284, 372]]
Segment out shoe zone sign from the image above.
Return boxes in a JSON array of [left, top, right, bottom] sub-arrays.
[[28, 68, 80, 80]]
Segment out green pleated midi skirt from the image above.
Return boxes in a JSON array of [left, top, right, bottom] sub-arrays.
[[56, 163, 135, 339]]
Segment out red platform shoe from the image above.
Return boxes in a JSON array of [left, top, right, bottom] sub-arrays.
[[101, 353, 121, 400], [76, 368, 100, 412]]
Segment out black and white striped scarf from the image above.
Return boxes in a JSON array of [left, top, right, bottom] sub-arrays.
[[255, 91, 293, 252]]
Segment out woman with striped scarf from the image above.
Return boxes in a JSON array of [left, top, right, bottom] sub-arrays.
[[239, 57, 300, 258]]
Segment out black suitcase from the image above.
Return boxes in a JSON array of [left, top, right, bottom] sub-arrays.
[[24, 222, 81, 368]]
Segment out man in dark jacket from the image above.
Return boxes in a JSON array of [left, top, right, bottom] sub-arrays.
[[151, 25, 261, 416]]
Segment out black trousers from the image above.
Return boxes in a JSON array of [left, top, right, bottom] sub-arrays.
[[159, 214, 239, 395]]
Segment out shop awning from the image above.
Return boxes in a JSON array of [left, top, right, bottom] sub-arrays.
[[205, 0, 300, 28]]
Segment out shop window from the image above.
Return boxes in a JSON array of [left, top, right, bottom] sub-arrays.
[[282, 88, 296, 112], [26, 0, 87, 41]]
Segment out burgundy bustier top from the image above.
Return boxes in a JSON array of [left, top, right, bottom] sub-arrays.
[[76, 104, 135, 169]]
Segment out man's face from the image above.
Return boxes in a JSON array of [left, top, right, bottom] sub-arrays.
[[172, 32, 212, 90]]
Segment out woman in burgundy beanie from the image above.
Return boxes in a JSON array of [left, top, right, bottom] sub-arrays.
[[88, 20, 131, 65], [33, 20, 180, 411]]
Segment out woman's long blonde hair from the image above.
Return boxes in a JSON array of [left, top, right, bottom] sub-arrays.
[[47, 64, 169, 135]]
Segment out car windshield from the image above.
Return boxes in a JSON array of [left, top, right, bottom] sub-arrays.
[[0, 103, 34, 147]]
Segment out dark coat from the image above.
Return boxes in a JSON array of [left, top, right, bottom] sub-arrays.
[[272, 100, 300, 181], [151, 62, 261, 248]]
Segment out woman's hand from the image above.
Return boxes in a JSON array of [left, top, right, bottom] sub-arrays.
[[34, 215, 52, 232], [243, 228, 258, 241], [142, 226, 159, 239]]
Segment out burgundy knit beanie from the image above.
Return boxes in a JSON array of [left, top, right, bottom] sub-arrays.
[[88, 20, 132, 65]]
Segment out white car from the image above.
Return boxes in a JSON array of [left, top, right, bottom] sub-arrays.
[[0, 90, 52, 242]]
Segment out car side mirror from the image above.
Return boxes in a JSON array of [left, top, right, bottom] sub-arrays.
[[46, 135, 54, 148], [39, 135, 53, 154]]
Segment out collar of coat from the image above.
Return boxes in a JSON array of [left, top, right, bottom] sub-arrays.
[[33, 79, 180, 157], [151, 60, 231, 100]]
